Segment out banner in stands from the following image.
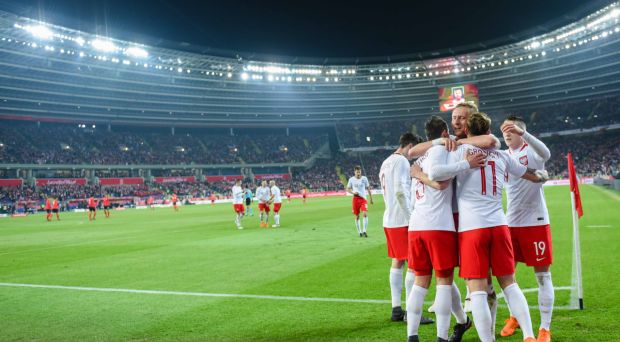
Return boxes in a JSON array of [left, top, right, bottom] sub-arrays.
[[438, 84, 479, 112], [254, 174, 291, 180], [204, 175, 243, 182], [153, 176, 196, 184], [544, 177, 594, 186], [0, 179, 23, 187], [99, 177, 144, 186], [36, 178, 87, 186]]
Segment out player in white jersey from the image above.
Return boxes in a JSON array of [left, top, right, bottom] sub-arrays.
[[347, 166, 373, 237], [255, 181, 271, 228], [231, 179, 245, 229], [268, 180, 282, 227], [379, 133, 434, 324], [428, 113, 548, 342], [500, 115, 554, 342], [407, 117, 473, 342]]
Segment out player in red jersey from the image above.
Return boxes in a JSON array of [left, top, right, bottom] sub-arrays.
[[147, 196, 154, 210], [44, 197, 52, 221], [428, 113, 548, 342], [171, 193, 179, 211], [52, 197, 60, 221], [285, 189, 292, 203], [500, 115, 554, 342], [88, 196, 97, 221], [301, 188, 308, 204], [210, 193, 217, 206], [103, 195, 111, 218]]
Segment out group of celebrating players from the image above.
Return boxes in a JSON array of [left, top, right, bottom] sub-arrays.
[[231, 179, 285, 229], [350, 103, 553, 342]]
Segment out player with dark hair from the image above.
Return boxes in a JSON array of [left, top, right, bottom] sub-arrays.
[[347, 165, 373, 237]]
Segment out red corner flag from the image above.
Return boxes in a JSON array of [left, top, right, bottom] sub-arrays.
[[567, 152, 583, 218]]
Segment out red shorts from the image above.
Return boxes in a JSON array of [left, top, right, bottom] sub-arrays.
[[458, 225, 515, 279], [233, 204, 245, 214], [509, 225, 553, 267], [408, 230, 458, 277], [258, 202, 270, 213], [352, 196, 368, 216], [384, 227, 409, 260], [273, 203, 282, 213]]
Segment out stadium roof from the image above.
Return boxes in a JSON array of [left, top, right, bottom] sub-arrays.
[[0, 0, 613, 64]]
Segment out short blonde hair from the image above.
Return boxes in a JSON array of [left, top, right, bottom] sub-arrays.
[[455, 102, 479, 116], [467, 112, 492, 135]]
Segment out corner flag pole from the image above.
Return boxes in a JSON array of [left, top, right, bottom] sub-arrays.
[[567, 152, 584, 310], [569, 191, 584, 310]]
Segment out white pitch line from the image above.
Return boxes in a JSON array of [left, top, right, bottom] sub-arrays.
[[586, 225, 612, 228], [0, 282, 389, 304], [0, 282, 577, 310]]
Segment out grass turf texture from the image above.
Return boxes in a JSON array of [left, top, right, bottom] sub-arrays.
[[0, 185, 618, 341]]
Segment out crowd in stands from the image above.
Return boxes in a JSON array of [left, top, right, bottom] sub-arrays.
[[0, 123, 327, 165]]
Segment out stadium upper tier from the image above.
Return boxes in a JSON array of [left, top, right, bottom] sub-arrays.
[[0, 3, 619, 126]]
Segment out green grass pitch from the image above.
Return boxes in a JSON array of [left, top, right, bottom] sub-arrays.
[[0, 185, 618, 341]]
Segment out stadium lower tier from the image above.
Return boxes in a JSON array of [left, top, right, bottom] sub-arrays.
[[1, 130, 617, 210]]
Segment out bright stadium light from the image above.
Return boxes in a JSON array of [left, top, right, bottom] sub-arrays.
[[91, 39, 117, 52], [125, 46, 148, 58], [530, 41, 541, 49], [241, 72, 249, 80], [24, 25, 54, 40], [75, 37, 85, 46]]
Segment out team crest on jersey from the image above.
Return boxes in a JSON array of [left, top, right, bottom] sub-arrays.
[[519, 155, 528, 166]]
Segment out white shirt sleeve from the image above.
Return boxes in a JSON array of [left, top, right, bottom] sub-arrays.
[[394, 159, 410, 213], [504, 152, 528, 178], [428, 147, 469, 181], [522, 131, 551, 162]]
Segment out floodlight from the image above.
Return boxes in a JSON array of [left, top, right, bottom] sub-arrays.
[[75, 37, 85, 46], [91, 39, 117, 52], [125, 46, 148, 58], [241, 73, 249, 80], [24, 25, 54, 40]]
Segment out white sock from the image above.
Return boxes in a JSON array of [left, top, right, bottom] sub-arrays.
[[235, 215, 240, 226], [503, 283, 535, 339], [471, 291, 494, 342], [435, 285, 452, 340], [487, 283, 497, 335], [536, 272, 554, 331], [389, 267, 403, 308], [405, 271, 415, 304], [355, 219, 361, 234], [407, 285, 428, 337], [363, 216, 368, 233], [275, 214, 280, 225], [451, 283, 467, 324]]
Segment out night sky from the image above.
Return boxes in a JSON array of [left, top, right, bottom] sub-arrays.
[[0, 0, 611, 59]]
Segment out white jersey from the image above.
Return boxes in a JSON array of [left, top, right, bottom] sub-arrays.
[[379, 153, 411, 228], [256, 186, 271, 203], [347, 176, 370, 200], [270, 185, 282, 204], [232, 185, 244, 205], [435, 144, 527, 232], [505, 143, 550, 227], [409, 146, 455, 232]]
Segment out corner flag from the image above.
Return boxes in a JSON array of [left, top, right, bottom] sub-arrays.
[[567, 152, 583, 218]]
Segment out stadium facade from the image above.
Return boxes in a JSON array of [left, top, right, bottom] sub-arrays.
[[0, 3, 619, 127]]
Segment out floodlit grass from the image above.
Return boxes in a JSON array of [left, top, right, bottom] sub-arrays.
[[0, 185, 618, 341]]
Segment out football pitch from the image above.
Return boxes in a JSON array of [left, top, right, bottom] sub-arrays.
[[0, 185, 618, 341]]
